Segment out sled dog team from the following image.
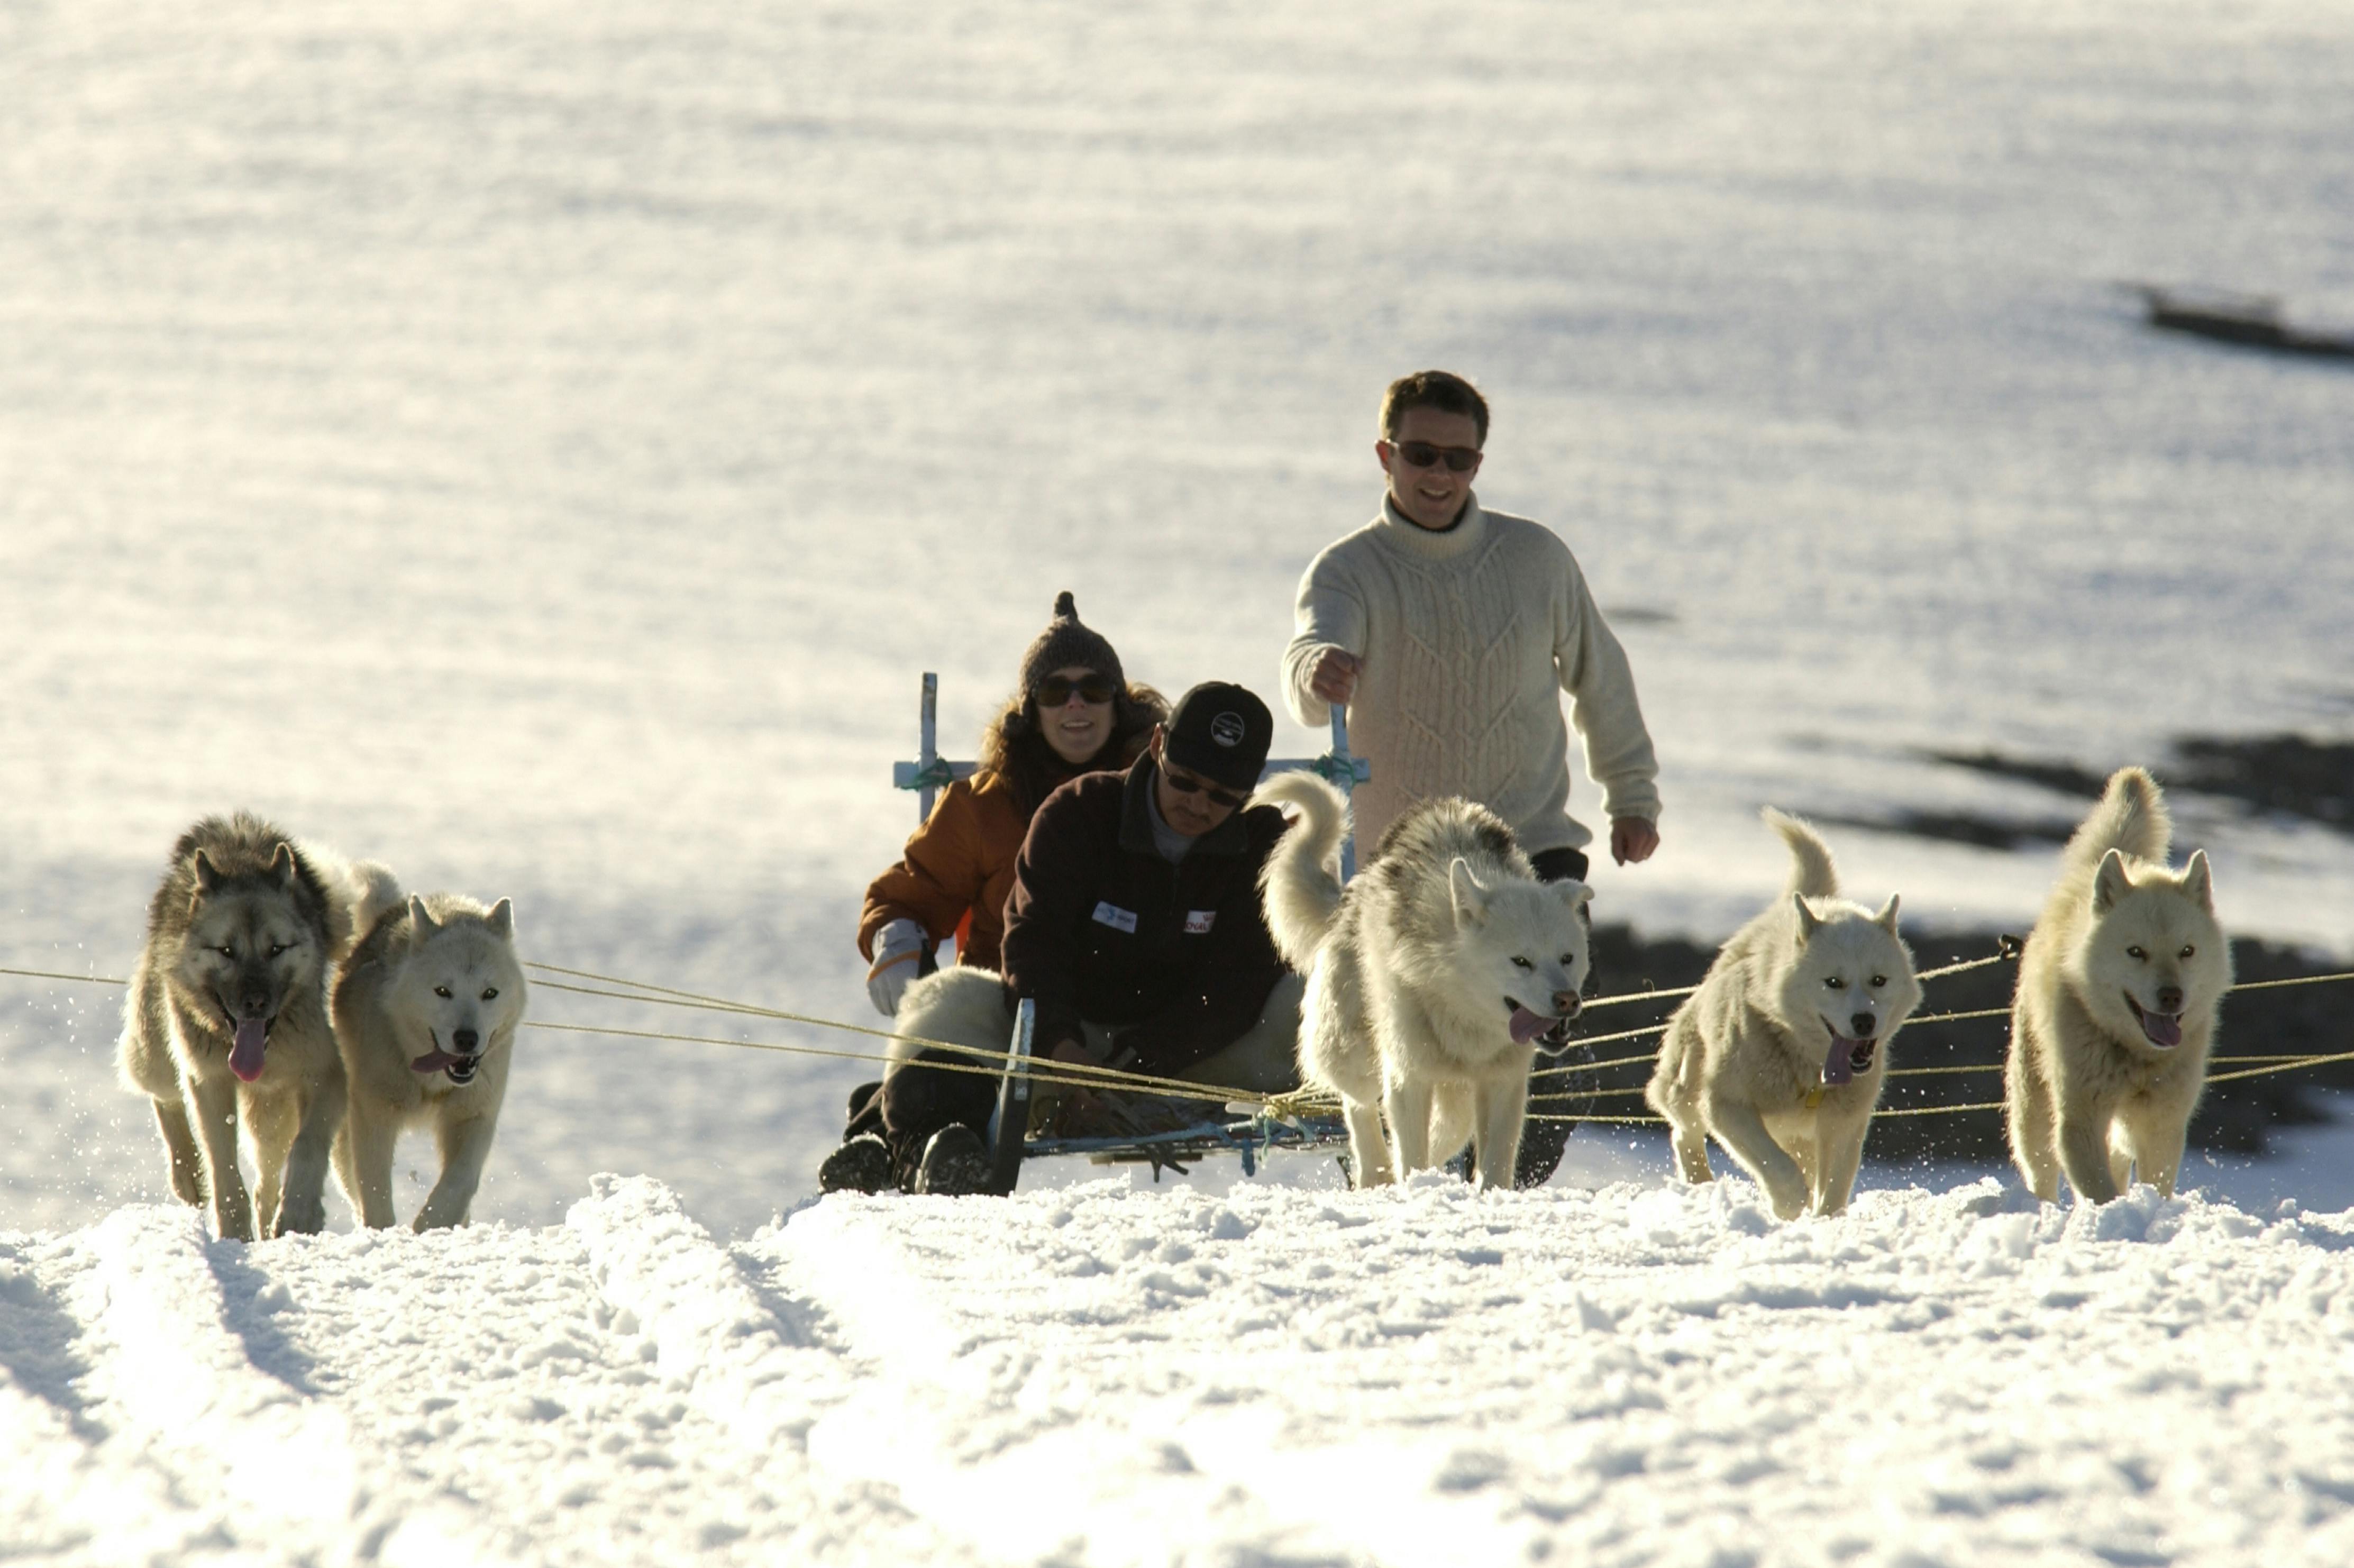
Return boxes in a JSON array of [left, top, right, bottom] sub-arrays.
[[1268, 762, 2226, 1219], [117, 354, 2228, 1236], [118, 812, 527, 1241], [119, 762, 2225, 1241]]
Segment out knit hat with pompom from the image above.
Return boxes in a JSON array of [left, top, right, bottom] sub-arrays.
[[1018, 591, 1125, 697]]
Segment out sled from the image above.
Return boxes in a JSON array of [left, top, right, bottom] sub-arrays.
[[893, 673, 1367, 1192], [978, 995, 1353, 1191]]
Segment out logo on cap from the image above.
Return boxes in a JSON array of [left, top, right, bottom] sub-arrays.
[[1210, 712, 1246, 747]]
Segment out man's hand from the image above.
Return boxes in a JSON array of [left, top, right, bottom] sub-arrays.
[[1611, 817, 1660, 867], [1307, 648, 1363, 705], [1047, 1039, 1102, 1070], [1047, 1038, 1110, 1120]]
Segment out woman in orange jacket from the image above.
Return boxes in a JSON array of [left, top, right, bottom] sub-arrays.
[[856, 592, 1164, 1015]]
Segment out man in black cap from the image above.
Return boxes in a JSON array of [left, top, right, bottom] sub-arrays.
[[875, 680, 1299, 1195]]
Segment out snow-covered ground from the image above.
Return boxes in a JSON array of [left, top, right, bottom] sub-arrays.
[[11, 1170, 2354, 1565], [6, 2, 2354, 1558]]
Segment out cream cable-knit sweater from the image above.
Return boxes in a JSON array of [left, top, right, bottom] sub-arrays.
[[1281, 495, 1660, 858]]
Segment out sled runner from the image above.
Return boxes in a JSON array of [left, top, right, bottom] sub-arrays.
[[894, 673, 1368, 1192]]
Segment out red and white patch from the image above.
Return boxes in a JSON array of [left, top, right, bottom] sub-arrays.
[[1184, 910, 1216, 935]]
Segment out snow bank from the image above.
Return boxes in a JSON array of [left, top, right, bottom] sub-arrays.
[[774, 1174, 2354, 1566], [7, 1175, 2354, 1561]]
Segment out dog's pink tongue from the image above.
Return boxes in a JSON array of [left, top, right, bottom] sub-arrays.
[[1509, 1006, 1551, 1045], [410, 1050, 460, 1075], [229, 1019, 268, 1082], [1821, 1040, 1856, 1087], [2142, 1011, 2183, 1049]]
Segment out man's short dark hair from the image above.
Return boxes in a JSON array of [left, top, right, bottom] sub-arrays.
[[1380, 370, 1490, 445]]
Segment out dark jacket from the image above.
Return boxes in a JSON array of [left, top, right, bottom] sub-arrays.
[[1000, 756, 1292, 1075]]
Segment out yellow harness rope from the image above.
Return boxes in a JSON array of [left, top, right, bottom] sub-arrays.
[[8, 958, 2354, 1129]]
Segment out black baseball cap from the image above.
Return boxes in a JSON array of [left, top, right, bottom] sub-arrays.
[[1162, 682, 1273, 792]]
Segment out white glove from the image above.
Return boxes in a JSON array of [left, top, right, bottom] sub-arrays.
[[866, 918, 928, 1016]]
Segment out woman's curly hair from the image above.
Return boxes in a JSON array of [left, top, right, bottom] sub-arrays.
[[979, 679, 1167, 818]]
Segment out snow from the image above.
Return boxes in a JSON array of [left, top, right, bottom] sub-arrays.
[[6, 0, 2354, 1558], [11, 1171, 2354, 1564]]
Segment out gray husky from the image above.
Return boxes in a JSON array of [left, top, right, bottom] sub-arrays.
[[332, 890, 527, 1230], [118, 814, 358, 1242], [2006, 767, 2229, 1204], [1256, 772, 1591, 1190], [1647, 809, 1921, 1220]]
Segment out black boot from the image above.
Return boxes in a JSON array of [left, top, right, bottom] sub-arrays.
[[914, 1125, 993, 1196], [818, 1133, 895, 1195]]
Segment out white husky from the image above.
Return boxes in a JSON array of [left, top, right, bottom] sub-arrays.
[[1255, 773, 1591, 1190], [2006, 767, 2228, 1204], [1646, 809, 1921, 1220], [332, 888, 528, 1230]]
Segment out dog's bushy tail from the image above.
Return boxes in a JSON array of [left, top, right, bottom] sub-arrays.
[[344, 861, 406, 949], [2065, 765, 2171, 870], [297, 845, 405, 960], [1251, 772, 1350, 970], [1762, 807, 1839, 899]]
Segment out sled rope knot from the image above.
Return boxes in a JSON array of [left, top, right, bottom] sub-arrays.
[[896, 758, 959, 792], [1306, 752, 1373, 788]]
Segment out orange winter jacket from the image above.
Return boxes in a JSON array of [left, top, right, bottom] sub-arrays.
[[857, 772, 1030, 974]]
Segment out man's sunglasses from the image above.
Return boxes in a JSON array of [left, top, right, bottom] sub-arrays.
[[1392, 440, 1483, 473], [1161, 762, 1248, 811], [1036, 673, 1118, 706]]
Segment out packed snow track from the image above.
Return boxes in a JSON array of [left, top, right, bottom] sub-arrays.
[[6, 1174, 2354, 1565]]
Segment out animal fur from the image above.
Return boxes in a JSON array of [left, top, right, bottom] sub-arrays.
[[2005, 767, 2229, 1204], [1255, 772, 1591, 1190], [332, 887, 527, 1230], [1646, 809, 1921, 1220], [118, 814, 362, 1241]]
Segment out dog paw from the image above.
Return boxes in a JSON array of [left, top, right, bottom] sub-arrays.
[[270, 1198, 326, 1237]]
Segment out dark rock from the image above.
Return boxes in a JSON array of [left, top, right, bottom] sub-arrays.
[[1920, 733, 2354, 839], [1812, 809, 2076, 853]]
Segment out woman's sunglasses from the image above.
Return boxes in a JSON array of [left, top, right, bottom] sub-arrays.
[[1161, 762, 1248, 811], [1036, 674, 1118, 707], [1392, 440, 1482, 473]]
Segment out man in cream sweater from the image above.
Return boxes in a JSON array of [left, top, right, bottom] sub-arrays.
[[1281, 369, 1663, 1187]]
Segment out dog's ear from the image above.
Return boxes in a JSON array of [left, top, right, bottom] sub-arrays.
[[268, 842, 297, 889], [191, 850, 223, 896], [2092, 849, 2133, 914], [409, 894, 440, 936], [1550, 879, 1595, 913], [1791, 893, 1823, 942], [1874, 892, 1901, 933], [1448, 858, 1489, 928], [485, 898, 515, 939], [2180, 850, 2214, 913]]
